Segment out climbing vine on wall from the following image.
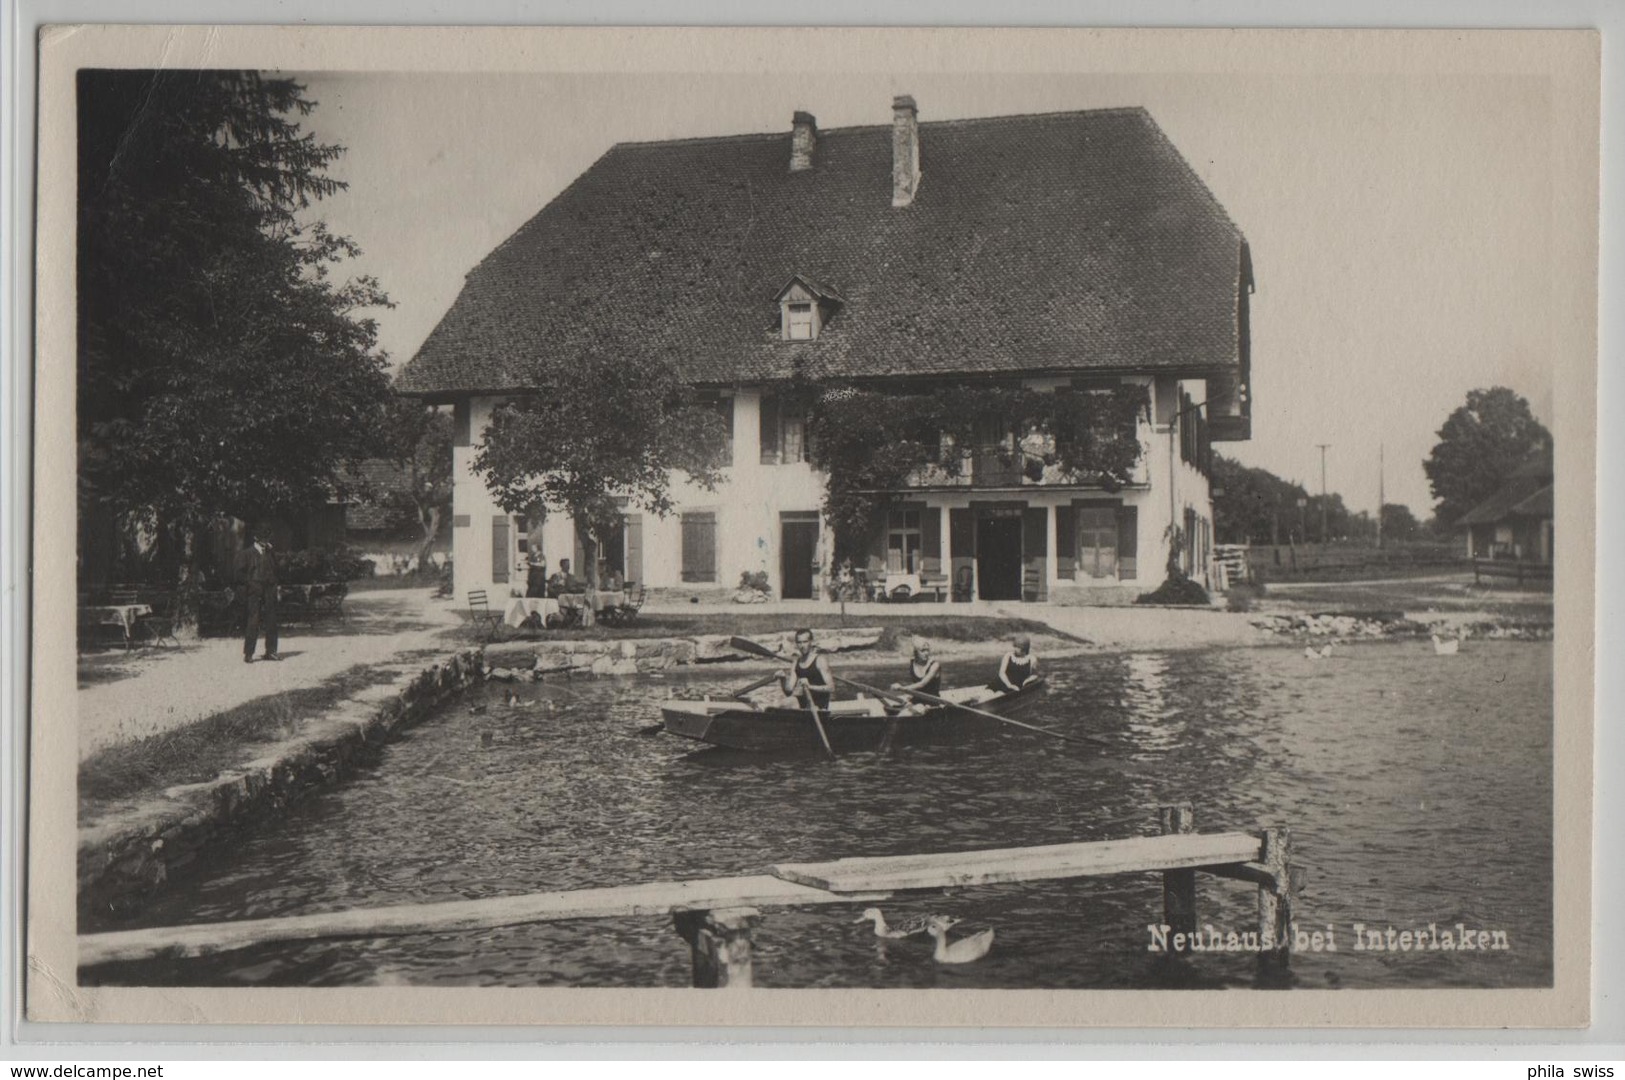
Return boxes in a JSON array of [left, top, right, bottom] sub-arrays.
[[800, 379, 1151, 561]]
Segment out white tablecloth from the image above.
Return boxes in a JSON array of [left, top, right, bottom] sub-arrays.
[[504, 597, 560, 628]]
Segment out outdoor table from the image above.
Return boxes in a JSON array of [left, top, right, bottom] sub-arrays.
[[504, 597, 560, 629], [81, 603, 152, 650]]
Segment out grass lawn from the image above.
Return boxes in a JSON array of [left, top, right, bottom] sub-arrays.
[[462, 610, 1081, 648], [78, 651, 443, 813]]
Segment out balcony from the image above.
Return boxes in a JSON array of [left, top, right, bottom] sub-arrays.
[[902, 437, 1149, 491]]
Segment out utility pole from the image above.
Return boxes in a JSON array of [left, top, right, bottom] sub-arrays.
[[1377, 442, 1385, 549], [1315, 443, 1331, 543]]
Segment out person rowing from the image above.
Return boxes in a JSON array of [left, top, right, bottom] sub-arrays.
[[890, 637, 942, 713], [990, 633, 1039, 693], [780, 627, 834, 713]]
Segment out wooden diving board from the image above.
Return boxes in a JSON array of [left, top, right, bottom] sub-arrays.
[[79, 873, 891, 968], [771, 832, 1264, 893], [78, 829, 1275, 971]]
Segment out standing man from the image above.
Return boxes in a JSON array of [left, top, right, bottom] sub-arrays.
[[236, 527, 281, 663]]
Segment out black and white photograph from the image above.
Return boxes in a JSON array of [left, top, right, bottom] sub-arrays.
[[27, 25, 1597, 1028]]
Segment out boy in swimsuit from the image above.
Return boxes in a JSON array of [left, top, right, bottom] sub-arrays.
[[780, 628, 834, 711], [992, 634, 1039, 692]]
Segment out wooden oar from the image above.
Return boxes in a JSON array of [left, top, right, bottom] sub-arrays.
[[728, 636, 836, 759], [731, 673, 782, 700], [835, 676, 1109, 748]]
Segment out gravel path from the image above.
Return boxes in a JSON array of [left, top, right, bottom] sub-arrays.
[[77, 588, 466, 761]]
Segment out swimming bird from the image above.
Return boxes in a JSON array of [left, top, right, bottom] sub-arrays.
[[1431, 634, 1460, 656], [1304, 643, 1334, 660], [925, 915, 995, 963], [467, 703, 488, 716], [852, 907, 931, 939]]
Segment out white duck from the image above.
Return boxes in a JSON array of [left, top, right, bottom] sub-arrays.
[[925, 915, 995, 964], [1304, 643, 1334, 660], [852, 907, 930, 939], [1431, 634, 1460, 656]]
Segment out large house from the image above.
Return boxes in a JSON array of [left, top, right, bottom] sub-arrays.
[[398, 98, 1254, 604]]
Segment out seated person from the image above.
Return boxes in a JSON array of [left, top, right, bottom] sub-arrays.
[[990, 634, 1039, 692], [779, 628, 834, 712], [890, 637, 942, 714], [547, 558, 584, 598]]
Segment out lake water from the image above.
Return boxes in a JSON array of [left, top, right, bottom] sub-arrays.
[[86, 640, 1552, 990]]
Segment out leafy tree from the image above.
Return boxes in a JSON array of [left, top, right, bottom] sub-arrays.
[[1423, 387, 1550, 525], [472, 349, 730, 622], [1380, 502, 1422, 543], [375, 400, 454, 570], [78, 70, 393, 604], [1211, 454, 1309, 544]]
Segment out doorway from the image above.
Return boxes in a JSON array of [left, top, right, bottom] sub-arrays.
[[975, 515, 1023, 600], [780, 514, 820, 600]]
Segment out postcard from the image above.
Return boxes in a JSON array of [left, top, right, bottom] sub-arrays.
[[28, 24, 1597, 1028]]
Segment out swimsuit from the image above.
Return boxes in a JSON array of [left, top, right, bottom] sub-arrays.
[[793, 651, 833, 709]]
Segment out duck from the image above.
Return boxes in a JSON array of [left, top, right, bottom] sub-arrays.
[[1431, 634, 1460, 656], [1304, 643, 1334, 660], [852, 907, 931, 939], [925, 915, 995, 964], [467, 703, 488, 716]]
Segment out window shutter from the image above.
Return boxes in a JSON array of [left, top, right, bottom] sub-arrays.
[[491, 515, 510, 584], [759, 396, 780, 465], [625, 514, 643, 589], [681, 512, 718, 583], [1056, 506, 1076, 580], [920, 508, 942, 575], [1117, 505, 1138, 580]]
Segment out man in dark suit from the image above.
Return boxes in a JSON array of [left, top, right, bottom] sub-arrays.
[[235, 528, 281, 663]]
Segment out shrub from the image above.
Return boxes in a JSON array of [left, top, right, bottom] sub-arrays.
[[1135, 571, 1212, 607]]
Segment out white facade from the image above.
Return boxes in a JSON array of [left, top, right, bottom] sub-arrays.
[[451, 378, 1215, 604]]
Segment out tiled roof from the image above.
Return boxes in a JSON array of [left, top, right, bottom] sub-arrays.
[[398, 106, 1247, 397], [1458, 449, 1555, 526], [1458, 476, 1553, 526]]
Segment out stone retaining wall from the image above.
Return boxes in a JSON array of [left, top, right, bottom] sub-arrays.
[[78, 649, 483, 923]]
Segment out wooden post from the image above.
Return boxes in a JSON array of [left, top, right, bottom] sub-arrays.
[[1158, 804, 1197, 939], [1256, 827, 1292, 969], [672, 906, 760, 988]]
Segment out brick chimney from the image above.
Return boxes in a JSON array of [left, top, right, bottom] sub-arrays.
[[790, 111, 817, 172], [891, 94, 921, 207]]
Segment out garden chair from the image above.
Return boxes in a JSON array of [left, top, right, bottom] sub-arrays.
[[313, 581, 349, 621], [467, 590, 504, 643]]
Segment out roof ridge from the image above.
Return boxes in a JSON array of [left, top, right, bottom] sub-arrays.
[[605, 104, 1156, 150]]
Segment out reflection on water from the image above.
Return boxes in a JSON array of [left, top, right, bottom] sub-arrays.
[[86, 641, 1552, 991]]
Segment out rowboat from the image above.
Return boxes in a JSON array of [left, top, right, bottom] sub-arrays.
[[660, 678, 1048, 753]]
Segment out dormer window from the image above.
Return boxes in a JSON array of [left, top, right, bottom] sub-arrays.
[[787, 302, 814, 340], [775, 274, 843, 342]]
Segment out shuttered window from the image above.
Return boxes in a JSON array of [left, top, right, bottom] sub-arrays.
[[491, 515, 510, 584], [681, 512, 718, 583]]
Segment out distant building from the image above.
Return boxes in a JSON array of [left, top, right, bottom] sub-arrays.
[[1459, 448, 1553, 565], [398, 97, 1254, 603]]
